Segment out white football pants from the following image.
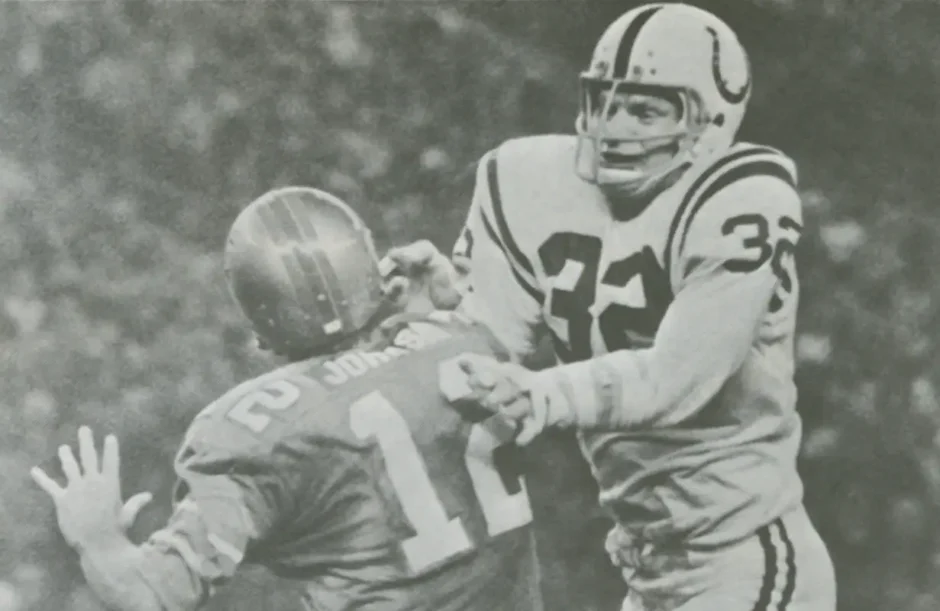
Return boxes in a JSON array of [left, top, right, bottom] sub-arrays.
[[612, 504, 836, 611]]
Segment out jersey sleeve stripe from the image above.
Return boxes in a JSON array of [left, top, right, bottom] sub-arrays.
[[663, 146, 779, 276], [676, 157, 797, 259], [485, 152, 538, 280], [476, 203, 545, 303]]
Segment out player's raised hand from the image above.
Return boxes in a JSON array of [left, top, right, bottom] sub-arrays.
[[380, 240, 463, 311], [30, 426, 153, 550]]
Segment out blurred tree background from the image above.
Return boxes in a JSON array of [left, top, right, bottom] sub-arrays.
[[0, 1, 938, 610]]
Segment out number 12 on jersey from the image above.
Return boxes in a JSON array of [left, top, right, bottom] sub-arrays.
[[349, 391, 533, 574]]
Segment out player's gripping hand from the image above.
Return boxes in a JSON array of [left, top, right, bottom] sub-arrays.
[[380, 240, 464, 311], [452, 355, 574, 445], [30, 426, 153, 550]]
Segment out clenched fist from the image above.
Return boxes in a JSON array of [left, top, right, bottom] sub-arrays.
[[380, 240, 466, 311]]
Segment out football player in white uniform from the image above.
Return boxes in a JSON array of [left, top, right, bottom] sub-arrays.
[[386, 3, 837, 610]]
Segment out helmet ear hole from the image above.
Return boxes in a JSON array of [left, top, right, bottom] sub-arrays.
[[713, 114, 725, 127]]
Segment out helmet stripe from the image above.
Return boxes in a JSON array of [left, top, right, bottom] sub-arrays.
[[290, 239, 350, 333], [613, 5, 663, 79], [260, 193, 305, 241], [281, 193, 354, 333], [260, 194, 345, 334], [287, 192, 320, 241], [258, 198, 327, 321]]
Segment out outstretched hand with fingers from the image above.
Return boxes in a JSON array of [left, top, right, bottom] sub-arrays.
[[31, 426, 153, 550]]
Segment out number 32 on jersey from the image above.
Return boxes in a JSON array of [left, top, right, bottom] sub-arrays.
[[540, 210, 801, 361], [350, 391, 533, 574]]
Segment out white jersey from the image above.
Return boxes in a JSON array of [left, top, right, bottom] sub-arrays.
[[454, 134, 805, 548]]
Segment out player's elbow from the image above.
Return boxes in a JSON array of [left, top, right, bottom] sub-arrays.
[[646, 357, 740, 428]]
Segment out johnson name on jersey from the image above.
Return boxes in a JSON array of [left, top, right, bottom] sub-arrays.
[[148, 313, 542, 611], [456, 134, 804, 547]]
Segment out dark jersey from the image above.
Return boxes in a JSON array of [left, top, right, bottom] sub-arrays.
[[144, 312, 542, 611]]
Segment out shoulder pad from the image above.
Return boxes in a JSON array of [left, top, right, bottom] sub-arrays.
[[665, 144, 800, 275], [472, 135, 579, 265], [496, 134, 575, 170], [182, 361, 326, 456]]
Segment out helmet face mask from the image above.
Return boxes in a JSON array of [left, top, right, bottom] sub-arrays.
[[575, 78, 705, 193], [574, 3, 751, 197]]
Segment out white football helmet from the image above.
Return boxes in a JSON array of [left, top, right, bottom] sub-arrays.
[[575, 3, 752, 195]]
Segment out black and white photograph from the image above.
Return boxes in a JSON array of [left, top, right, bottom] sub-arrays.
[[1, 1, 937, 611]]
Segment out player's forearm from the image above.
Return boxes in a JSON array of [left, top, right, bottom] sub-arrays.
[[534, 348, 708, 429], [79, 530, 211, 611], [78, 534, 166, 611]]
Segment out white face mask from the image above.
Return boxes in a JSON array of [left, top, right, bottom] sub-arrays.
[[575, 81, 704, 195]]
